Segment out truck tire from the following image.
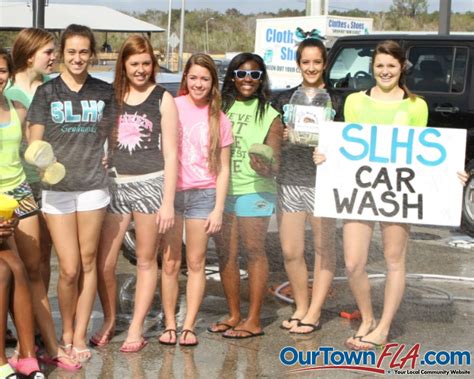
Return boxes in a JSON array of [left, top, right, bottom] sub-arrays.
[[461, 160, 474, 236]]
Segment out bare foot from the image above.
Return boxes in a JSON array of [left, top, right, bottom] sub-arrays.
[[207, 317, 240, 333]]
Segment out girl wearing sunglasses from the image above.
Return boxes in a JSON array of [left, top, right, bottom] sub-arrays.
[[208, 53, 283, 338], [159, 53, 232, 346], [270, 36, 342, 334]]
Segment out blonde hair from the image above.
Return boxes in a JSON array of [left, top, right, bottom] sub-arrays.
[[179, 53, 222, 176], [11, 28, 54, 74]]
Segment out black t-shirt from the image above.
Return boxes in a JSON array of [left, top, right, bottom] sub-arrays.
[[270, 86, 343, 187], [110, 85, 167, 175], [28, 75, 113, 191]]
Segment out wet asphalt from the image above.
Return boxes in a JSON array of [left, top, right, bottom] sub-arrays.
[[7, 223, 474, 378]]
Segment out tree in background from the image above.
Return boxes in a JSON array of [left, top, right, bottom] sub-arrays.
[[390, 0, 428, 18]]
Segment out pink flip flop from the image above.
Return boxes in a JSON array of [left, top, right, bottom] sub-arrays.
[[39, 355, 82, 372], [119, 339, 148, 353]]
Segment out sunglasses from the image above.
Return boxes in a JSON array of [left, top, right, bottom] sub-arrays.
[[233, 70, 263, 80]]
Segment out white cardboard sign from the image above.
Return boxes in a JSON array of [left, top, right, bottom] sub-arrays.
[[314, 122, 466, 226]]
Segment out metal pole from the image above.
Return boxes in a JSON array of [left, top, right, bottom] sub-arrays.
[[205, 20, 209, 53], [205, 18, 214, 54], [439, 0, 451, 35], [178, 0, 185, 71], [324, 0, 329, 16], [32, 0, 46, 28], [166, 0, 172, 69]]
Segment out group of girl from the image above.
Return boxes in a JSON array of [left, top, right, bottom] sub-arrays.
[[0, 22, 468, 378]]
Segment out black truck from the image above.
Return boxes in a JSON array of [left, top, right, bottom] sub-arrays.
[[324, 34, 474, 234]]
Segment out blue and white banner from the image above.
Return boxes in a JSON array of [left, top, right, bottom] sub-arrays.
[[314, 122, 466, 226]]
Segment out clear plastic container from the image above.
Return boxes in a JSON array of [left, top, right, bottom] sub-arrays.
[[286, 87, 332, 147]]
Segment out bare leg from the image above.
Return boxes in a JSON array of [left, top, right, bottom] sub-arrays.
[[123, 212, 160, 344], [224, 216, 270, 337], [356, 222, 409, 348], [343, 220, 377, 347], [15, 215, 74, 361], [279, 211, 309, 329], [38, 213, 52, 292], [210, 213, 241, 332], [291, 216, 336, 333], [94, 212, 131, 344], [0, 244, 36, 359], [159, 216, 183, 343], [179, 219, 209, 345], [0, 257, 12, 365], [44, 213, 80, 349], [73, 209, 106, 359]]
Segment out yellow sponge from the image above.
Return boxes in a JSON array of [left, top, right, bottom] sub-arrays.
[[25, 140, 56, 169], [41, 162, 66, 185], [248, 143, 274, 165]]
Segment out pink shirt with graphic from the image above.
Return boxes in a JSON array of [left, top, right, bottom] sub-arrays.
[[175, 95, 233, 191]]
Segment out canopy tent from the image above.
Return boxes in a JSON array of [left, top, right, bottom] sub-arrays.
[[0, 2, 165, 32]]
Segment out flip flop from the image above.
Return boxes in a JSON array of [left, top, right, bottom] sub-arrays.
[[280, 317, 301, 330], [354, 339, 386, 351], [207, 322, 234, 334], [222, 329, 265, 339], [120, 339, 149, 353], [90, 330, 115, 347], [179, 329, 198, 347], [72, 347, 92, 362], [39, 355, 82, 372], [158, 329, 177, 346], [289, 321, 321, 335]]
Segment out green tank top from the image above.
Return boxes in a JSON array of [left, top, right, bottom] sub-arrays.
[[0, 99, 26, 192], [226, 98, 279, 195]]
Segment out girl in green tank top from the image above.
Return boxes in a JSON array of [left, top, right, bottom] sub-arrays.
[[208, 53, 283, 338]]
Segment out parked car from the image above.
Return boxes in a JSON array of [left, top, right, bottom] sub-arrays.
[[324, 34, 474, 234]]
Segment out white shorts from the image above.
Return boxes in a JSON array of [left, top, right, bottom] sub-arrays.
[[41, 188, 110, 215]]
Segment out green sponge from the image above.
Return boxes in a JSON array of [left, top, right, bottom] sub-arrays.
[[248, 144, 274, 165]]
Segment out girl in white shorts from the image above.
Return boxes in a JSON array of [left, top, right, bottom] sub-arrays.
[[27, 24, 113, 362]]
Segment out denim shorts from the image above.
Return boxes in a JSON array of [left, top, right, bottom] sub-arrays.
[[224, 192, 276, 217], [174, 189, 216, 219]]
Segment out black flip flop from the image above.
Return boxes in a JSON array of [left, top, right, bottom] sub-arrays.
[[207, 322, 233, 334], [280, 317, 301, 330], [158, 329, 177, 346], [179, 329, 198, 347], [289, 321, 321, 335], [355, 339, 385, 351], [222, 329, 265, 339]]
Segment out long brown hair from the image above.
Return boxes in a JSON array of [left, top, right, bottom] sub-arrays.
[[113, 35, 158, 108], [373, 40, 415, 100], [179, 53, 222, 176], [11, 28, 54, 75]]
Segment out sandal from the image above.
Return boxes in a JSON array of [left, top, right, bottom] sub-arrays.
[[158, 329, 177, 346], [280, 317, 301, 330], [39, 354, 82, 372], [179, 329, 198, 347], [90, 329, 115, 347]]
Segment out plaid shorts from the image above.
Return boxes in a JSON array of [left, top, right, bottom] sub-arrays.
[[4, 181, 40, 219]]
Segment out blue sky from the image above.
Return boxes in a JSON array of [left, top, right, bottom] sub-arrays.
[[49, 0, 472, 13]]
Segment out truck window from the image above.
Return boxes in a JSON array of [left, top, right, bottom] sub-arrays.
[[328, 46, 375, 90], [407, 46, 468, 93]]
